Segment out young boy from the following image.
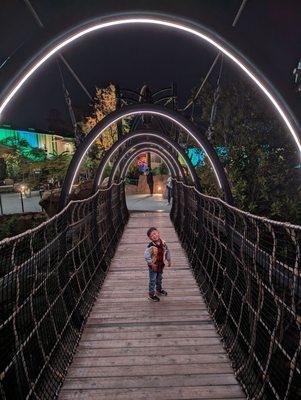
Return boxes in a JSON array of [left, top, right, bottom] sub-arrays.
[[145, 227, 171, 302]]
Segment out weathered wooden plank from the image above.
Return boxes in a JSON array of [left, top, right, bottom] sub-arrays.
[[87, 315, 211, 324], [66, 363, 234, 378], [97, 294, 203, 300], [73, 344, 226, 358], [78, 337, 220, 349], [97, 295, 208, 302], [91, 302, 207, 310], [81, 329, 218, 341], [60, 386, 244, 400], [89, 310, 211, 319], [83, 323, 215, 333], [72, 353, 230, 367], [62, 373, 238, 390]]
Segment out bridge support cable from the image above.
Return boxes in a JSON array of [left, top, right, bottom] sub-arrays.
[[0, 183, 128, 400], [181, 0, 249, 115], [171, 179, 301, 400], [23, 0, 92, 101], [57, 59, 78, 137]]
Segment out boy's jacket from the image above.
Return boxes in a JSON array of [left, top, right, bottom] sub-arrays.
[[145, 239, 171, 272]]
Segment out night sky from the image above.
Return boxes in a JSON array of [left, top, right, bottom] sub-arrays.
[[0, 0, 300, 134]]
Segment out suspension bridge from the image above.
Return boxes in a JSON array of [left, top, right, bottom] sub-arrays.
[[0, 6, 301, 400], [0, 175, 300, 399]]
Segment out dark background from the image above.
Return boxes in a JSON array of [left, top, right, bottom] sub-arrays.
[[0, 0, 300, 133]]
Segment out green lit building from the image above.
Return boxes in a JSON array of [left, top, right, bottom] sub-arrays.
[[0, 125, 75, 158]]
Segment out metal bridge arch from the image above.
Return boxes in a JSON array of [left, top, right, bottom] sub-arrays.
[[0, 12, 300, 156], [108, 142, 185, 185], [119, 148, 176, 182], [59, 104, 232, 208], [91, 132, 200, 194]]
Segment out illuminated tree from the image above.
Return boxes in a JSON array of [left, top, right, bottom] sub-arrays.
[[79, 84, 118, 157], [78, 84, 131, 178], [3, 154, 20, 179]]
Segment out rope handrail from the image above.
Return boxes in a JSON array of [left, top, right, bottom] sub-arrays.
[[172, 178, 301, 229], [0, 180, 125, 246], [0, 183, 129, 399]]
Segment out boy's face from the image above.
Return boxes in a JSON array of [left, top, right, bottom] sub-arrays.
[[149, 230, 160, 241]]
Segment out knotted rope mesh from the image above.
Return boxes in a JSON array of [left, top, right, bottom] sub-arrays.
[[171, 180, 301, 400], [0, 182, 129, 399]]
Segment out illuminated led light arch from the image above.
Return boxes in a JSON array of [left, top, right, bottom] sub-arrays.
[[115, 144, 183, 179], [114, 146, 179, 180], [91, 132, 200, 194], [120, 148, 177, 183], [108, 142, 183, 185], [0, 13, 300, 156], [59, 104, 232, 209], [116, 147, 176, 182]]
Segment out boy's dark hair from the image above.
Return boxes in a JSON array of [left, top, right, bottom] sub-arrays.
[[147, 227, 157, 238]]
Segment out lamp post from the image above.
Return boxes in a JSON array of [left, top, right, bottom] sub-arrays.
[[20, 185, 25, 213]]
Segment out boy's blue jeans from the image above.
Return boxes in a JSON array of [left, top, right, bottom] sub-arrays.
[[149, 267, 163, 295]]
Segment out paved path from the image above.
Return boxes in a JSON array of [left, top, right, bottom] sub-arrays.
[[59, 213, 245, 400], [0, 191, 42, 214], [0, 192, 169, 215], [126, 194, 171, 212]]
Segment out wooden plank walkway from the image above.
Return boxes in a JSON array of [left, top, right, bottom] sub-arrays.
[[59, 212, 245, 400]]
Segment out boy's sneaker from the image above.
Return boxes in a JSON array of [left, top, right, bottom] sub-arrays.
[[157, 289, 168, 296], [148, 294, 160, 302]]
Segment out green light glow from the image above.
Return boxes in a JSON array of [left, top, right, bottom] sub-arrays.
[[0, 127, 74, 161]]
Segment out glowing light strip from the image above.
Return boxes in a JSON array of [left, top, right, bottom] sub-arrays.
[[111, 142, 179, 182], [95, 131, 196, 191], [70, 111, 214, 193], [119, 146, 177, 177], [118, 147, 176, 180], [0, 17, 300, 155]]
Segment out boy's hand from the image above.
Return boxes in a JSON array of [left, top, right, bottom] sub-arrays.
[[166, 261, 171, 268]]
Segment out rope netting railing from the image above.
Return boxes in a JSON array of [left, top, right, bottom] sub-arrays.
[[0, 182, 129, 400], [171, 179, 301, 400]]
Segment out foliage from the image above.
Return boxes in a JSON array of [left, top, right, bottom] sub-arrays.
[[127, 163, 141, 180], [191, 76, 301, 224], [153, 164, 169, 176], [33, 151, 72, 185], [28, 147, 47, 161], [3, 154, 20, 179], [0, 136, 46, 161], [0, 213, 47, 241], [78, 84, 131, 177], [79, 84, 118, 158], [14, 151, 72, 189]]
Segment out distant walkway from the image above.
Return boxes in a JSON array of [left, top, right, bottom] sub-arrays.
[[59, 212, 245, 400], [0, 191, 42, 214], [126, 194, 171, 212], [0, 192, 170, 215]]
